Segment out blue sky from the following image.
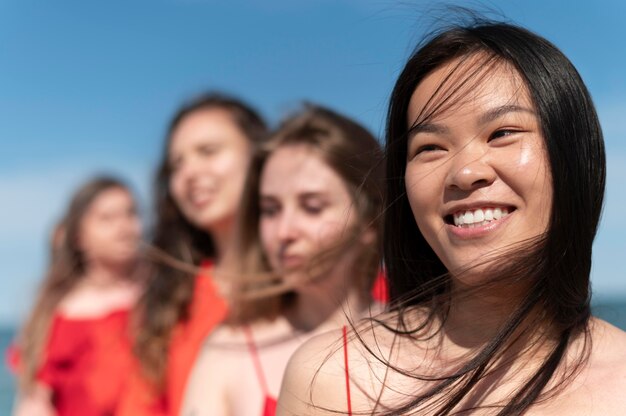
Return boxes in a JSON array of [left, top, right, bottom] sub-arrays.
[[1, 0, 625, 326]]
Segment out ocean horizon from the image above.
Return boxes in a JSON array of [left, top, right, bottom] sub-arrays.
[[2, 299, 625, 414]]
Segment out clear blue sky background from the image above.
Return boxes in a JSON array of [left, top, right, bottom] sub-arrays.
[[1, 0, 625, 326]]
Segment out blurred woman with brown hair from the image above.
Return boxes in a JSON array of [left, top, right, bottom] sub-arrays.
[[118, 92, 268, 416], [13, 176, 142, 416]]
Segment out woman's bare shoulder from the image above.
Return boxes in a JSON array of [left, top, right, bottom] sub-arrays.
[[277, 314, 423, 415], [277, 327, 352, 415], [549, 318, 626, 414], [587, 319, 626, 389]]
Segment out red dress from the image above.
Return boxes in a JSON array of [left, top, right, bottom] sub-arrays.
[[38, 309, 133, 416], [116, 261, 228, 416]]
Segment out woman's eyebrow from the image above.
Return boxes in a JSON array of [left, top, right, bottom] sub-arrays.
[[259, 194, 278, 202], [478, 105, 535, 125], [300, 192, 328, 200], [408, 122, 449, 137]]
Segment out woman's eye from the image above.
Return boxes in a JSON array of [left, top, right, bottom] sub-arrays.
[[260, 205, 279, 217], [97, 213, 114, 223], [410, 143, 444, 159], [199, 145, 219, 156], [303, 204, 324, 215], [417, 144, 442, 153], [489, 129, 518, 141]]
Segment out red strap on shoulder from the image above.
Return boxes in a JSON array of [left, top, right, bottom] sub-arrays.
[[342, 325, 352, 415], [244, 325, 270, 396]]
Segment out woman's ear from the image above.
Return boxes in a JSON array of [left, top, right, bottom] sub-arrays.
[[358, 226, 377, 246]]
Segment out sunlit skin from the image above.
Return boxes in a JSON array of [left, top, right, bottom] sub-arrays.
[[405, 57, 552, 288], [259, 144, 357, 283], [79, 187, 141, 267], [168, 108, 252, 253]]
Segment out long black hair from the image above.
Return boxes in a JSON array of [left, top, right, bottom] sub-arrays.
[[379, 20, 605, 414]]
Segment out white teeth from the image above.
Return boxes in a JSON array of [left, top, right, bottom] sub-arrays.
[[451, 207, 511, 228]]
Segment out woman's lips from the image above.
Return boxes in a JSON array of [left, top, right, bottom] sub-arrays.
[[188, 188, 215, 208], [279, 254, 305, 269]]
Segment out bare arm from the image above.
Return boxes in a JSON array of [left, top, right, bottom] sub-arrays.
[[13, 382, 56, 416]]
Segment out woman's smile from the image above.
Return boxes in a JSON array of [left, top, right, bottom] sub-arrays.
[[443, 204, 515, 240]]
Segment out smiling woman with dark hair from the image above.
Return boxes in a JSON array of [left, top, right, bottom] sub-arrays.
[[278, 20, 626, 415]]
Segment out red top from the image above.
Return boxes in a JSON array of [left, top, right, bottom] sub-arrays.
[[342, 325, 352, 416], [38, 309, 133, 416], [117, 262, 228, 416], [371, 268, 389, 304], [244, 326, 278, 416]]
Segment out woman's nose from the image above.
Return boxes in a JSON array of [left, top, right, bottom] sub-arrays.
[[276, 210, 299, 242], [445, 147, 496, 192], [175, 156, 203, 183]]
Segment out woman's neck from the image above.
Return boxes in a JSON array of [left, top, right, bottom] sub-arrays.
[[206, 216, 236, 266], [444, 293, 517, 348], [441, 282, 554, 355], [82, 260, 135, 287], [286, 289, 366, 334], [284, 266, 369, 333]]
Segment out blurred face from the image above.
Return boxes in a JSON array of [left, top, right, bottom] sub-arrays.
[[168, 108, 251, 232], [259, 145, 357, 279], [404, 56, 552, 282], [79, 187, 141, 265]]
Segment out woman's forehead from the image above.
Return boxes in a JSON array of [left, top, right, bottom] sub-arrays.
[[407, 54, 532, 127]]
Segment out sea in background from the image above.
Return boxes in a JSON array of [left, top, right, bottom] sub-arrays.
[[1, 326, 16, 415], [1, 299, 625, 414]]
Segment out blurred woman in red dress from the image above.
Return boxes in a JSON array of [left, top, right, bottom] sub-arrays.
[[12, 176, 143, 416]]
